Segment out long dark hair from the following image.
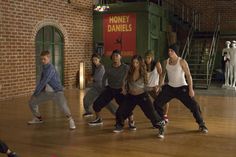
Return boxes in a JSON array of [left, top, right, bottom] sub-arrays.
[[91, 53, 101, 76], [127, 55, 148, 85]]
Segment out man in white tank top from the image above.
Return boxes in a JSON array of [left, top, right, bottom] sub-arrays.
[[153, 43, 208, 133]]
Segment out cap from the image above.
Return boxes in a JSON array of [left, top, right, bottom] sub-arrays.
[[110, 49, 121, 59], [169, 43, 180, 55]]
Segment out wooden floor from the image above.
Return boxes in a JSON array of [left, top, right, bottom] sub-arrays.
[[1, 87, 236, 157]]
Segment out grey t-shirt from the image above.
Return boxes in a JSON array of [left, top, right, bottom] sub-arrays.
[[92, 64, 105, 91], [102, 63, 129, 89]]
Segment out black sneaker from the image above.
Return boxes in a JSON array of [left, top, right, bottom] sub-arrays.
[[83, 112, 93, 118], [128, 120, 137, 131], [88, 117, 103, 126], [199, 125, 208, 133], [113, 125, 124, 133], [156, 120, 165, 139], [8, 152, 18, 157]]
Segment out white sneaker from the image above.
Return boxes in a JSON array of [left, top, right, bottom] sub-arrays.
[[69, 118, 76, 130], [28, 117, 43, 124]]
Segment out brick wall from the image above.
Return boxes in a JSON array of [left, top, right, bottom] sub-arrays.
[[182, 0, 236, 32], [0, 0, 93, 100]]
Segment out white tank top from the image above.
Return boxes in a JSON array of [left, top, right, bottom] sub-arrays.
[[166, 57, 187, 87], [147, 66, 159, 87]]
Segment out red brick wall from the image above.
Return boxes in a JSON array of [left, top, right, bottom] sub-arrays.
[[182, 0, 236, 31], [0, 0, 93, 100]]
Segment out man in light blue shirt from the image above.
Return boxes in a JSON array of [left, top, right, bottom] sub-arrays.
[[28, 51, 76, 130]]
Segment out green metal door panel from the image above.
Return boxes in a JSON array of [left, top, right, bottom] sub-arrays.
[[161, 9, 170, 32], [43, 26, 53, 42], [54, 30, 63, 44], [93, 14, 103, 42], [136, 12, 149, 56], [148, 13, 161, 58], [161, 16, 168, 32], [150, 38, 159, 59], [150, 14, 160, 38], [148, 3, 166, 58], [159, 31, 168, 61], [149, 3, 163, 16]]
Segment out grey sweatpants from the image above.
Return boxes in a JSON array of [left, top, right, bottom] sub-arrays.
[[83, 87, 118, 115], [29, 91, 71, 118]]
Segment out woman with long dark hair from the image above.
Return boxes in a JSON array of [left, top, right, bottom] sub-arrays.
[[114, 55, 165, 138], [88, 50, 135, 128], [83, 53, 117, 117]]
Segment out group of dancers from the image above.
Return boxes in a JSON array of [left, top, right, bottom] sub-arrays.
[[25, 43, 208, 139], [83, 43, 208, 138], [1, 44, 210, 157]]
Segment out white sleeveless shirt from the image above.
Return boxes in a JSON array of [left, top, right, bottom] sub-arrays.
[[147, 66, 159, 87], [166, 57, 187, 87]]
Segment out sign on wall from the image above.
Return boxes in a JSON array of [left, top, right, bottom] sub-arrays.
[[103, 13, 136, 57]]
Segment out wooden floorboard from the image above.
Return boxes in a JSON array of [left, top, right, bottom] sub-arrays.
[[1, 89, 236, 157]]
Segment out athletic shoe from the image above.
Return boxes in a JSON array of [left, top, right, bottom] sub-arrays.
[[88, 117, 103, 126], [82, 112, 93, 118], [8, 152, 18, 157], [128, 120, 137, 131], [69, 118, 76, 130], [28, 117, 43, 124], [113, 125, 124, 133], [156, 120, 165, 139], [199, 125, 208, 133], [163, 115, 169, 124]]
